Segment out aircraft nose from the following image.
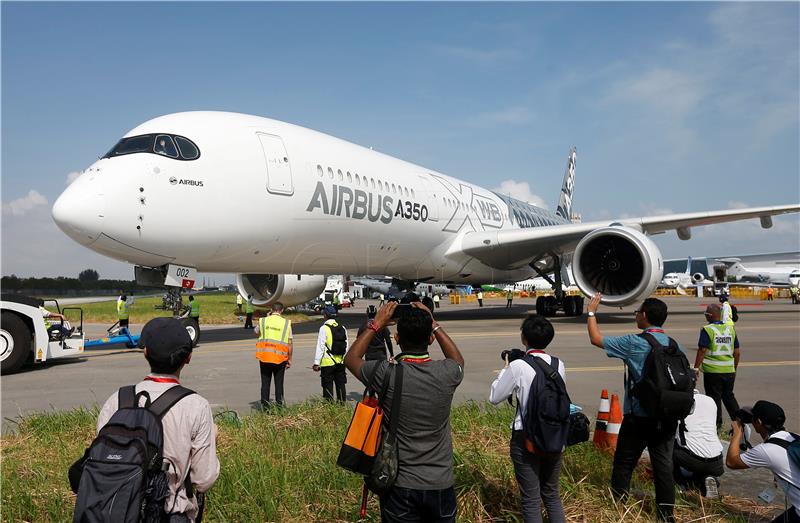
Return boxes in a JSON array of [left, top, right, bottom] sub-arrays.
[[52, 171, 105, 245]]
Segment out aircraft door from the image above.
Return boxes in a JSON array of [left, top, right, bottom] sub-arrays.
[[257, 133, 294, 195], [418, 174, 439, 222]]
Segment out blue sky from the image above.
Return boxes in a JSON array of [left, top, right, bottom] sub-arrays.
[[2, 2, 798, 280]]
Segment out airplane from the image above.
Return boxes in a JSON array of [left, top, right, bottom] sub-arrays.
[[51, 111, 800, 317], [351, 276, 455, 297], [661, 256, 713, 295], [713, 258, 800, 286]]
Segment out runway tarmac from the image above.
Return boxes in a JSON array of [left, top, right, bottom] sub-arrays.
[[3, 295, 798, 512], [4, 296, 797, 431]]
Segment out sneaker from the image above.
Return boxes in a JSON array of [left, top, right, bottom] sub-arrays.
[[704, 476, 720, 499]]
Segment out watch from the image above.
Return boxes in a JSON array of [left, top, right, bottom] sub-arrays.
[[587, 311, 596, 317]]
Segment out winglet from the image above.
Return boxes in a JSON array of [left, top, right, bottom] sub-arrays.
[[555, 147, 577, 221]]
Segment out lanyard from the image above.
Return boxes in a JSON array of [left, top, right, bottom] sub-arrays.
[[526, 349, 546, 355], [643, 328, 665, 334], [144, 376, 180, 384], [397, 354, 431, 364]]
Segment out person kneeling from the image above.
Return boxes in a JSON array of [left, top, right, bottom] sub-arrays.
[[672, 389, 724, 498]]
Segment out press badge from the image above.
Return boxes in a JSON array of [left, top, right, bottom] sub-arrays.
[[758, 487, 776, 503]]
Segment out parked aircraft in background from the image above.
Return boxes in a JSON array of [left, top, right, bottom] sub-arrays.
[[661, 257, 713, 295], [52, 111, 800, 316], [351, 276, 453, 297], [714, 259, 800, 286]]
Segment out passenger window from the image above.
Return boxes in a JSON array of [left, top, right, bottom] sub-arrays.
[[404, 187, 409, 197], [338, 169, 343, 181], [347, 171, 353, 183], [411, 188, 415, 198], [391, 184, 396, 193], [370, 178, 375, 190], [174, 136, 199, 160], [328, 167, 334, 180], [317, 165, 324, 177], [379, 180, 384, 191], [356, 174, 361, 186], [154, 135, 179, 158]]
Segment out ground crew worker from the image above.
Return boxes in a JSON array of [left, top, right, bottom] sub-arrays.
[[433, 293, 440, 308], [312, 305, 348, 401], [117, 294, 131, 330], [767, 286, 774, 301], [254, 302, 293, 407], [188, 295, 200, 324], [39, 306, 72, 339], [244, 294, 254, 329], [695, 304, 741, 429], [236, 293, 243, 313], [333, 292, 341, 311], [506, 289, 514, 308], [719, 294, 735, 326], [791, 286, 799, 304], [477, 290, 484, 307], [379, 293, 385, 307]]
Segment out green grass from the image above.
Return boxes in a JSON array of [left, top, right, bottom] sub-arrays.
[[1, 403, 778, 522], [59, 293, 311, 326]]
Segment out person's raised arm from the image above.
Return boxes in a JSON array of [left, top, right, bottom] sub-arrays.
[[725, 420, 749, 469], [586, 293, 605, 348], [411, 302, 464, 367], [345, 302, 397, 379]]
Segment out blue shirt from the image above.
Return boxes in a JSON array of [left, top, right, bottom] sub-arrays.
[[603, 329, 683, 417]]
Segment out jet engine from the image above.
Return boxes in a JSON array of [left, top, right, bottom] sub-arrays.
[[692, 272, 706, 284], [236, 274, 326, 307], [572, 226, 663, 307]]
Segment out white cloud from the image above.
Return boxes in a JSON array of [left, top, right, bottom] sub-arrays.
[[492, 179, 547, 208], [2, 190, 48, 216], [65, 171, 82, 185]]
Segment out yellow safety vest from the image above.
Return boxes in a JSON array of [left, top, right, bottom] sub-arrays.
[[117, 299, 129, 320], [246, 298, 254, 313], [320, 319, 345, 367], [701, 323, 737, 374], [236, 294, 243, 305], [256, 314, 291, 364], [190, 300, 200, 318]]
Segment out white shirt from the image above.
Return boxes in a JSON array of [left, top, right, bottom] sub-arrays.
[[741, 431, 800, 514], [489, 351, 567, 430], [97, 376, 220, 522], [313, 319, 349, 365], [675, 392, 723, 458]]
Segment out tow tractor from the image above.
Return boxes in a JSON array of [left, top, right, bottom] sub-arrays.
[[1, 294, 86, 374]]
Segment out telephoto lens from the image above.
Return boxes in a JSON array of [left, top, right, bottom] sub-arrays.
[[500, 348, 526, 363]]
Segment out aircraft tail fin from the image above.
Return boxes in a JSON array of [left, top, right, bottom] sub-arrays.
[[685, 256, 692, 275], [555, 147, 577, 221]]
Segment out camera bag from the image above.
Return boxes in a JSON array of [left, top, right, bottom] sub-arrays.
[[632, 333, 695, 420], [336, 369, 389, 475], [521, 356, 571, 455]]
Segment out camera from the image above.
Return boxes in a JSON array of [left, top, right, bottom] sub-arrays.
[[500, 348, 526, 363], [733, 408, 753, 424]]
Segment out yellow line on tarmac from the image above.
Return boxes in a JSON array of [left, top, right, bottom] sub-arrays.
[[567, 361, 800, 373]]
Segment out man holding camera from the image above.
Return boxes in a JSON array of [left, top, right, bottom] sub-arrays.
[[727, 401, 799, 523], [489, 315, 566, 523], [344, 301, 464, 523], [586, 294, 680, 522], [694, 303, 741, 429]]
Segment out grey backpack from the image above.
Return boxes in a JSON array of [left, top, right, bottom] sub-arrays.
[[70, 385, 195, 522]]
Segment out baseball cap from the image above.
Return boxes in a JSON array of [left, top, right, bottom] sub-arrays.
[[742, 400, 786, 429], [323, 305, 338, 317], [137, 317, 192, 362]]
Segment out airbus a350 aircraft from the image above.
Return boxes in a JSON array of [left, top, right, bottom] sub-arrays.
[[52, 111, 800, 316]]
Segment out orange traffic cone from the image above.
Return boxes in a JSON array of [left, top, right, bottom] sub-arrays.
[[593, 389, 610, 448], [605, 393, 623, 450]]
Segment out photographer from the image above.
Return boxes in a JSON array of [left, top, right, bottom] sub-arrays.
[[672, 390, 724, 498], [344, 301, 464, 523], [726, 401, 799, 523], [489, 315, 566, 523]]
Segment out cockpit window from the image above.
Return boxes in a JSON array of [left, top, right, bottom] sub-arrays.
[[174, 136, 199, 160], [154, 135, 179, 158], [103, 133, 201, 161]]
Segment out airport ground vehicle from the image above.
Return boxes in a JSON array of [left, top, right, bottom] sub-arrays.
[[1, 294, 85, 374]]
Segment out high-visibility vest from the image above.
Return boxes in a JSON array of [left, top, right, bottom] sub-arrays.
[[117, 299, 129, 320], [477, 292, 483, 299], [721, 302, 734, 326], [236, 294, 243, 305], [433, 294, 440, 302], [256, 314, 291, 363], [246, 298, 254, 313], [506, 291, 513, 299], [190, 300, 200, 318], [320, 319, 345, 367], [701, 323, 736, 374]]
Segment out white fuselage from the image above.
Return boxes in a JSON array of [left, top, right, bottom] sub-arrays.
[[52, 112, 567, 285], [725, 263, 800, 285]]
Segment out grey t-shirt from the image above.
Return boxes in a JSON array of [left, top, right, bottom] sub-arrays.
[[360, 358, 463, 490]]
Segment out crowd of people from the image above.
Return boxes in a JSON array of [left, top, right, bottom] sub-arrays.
[[70, 293, 798, 523]]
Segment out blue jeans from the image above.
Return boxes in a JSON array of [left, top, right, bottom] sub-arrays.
[[380, 486, 457, 522]]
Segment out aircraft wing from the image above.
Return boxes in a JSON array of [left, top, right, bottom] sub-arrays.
[[458, 204, 800, 269]]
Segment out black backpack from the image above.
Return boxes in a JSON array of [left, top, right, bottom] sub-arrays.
[[632, 333, 695, 420], [70, 385, 195, 523], [521, 356, 571, 455], [731, 304, 739, 323], [326, 321, 348, 356]]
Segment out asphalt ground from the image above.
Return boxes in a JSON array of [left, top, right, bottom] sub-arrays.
[[3, 295, 798, 513]]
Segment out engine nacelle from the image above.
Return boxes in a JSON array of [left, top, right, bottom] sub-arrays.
[[573, 226, 663, 306], [692, 272, 706, 284], [236, 274, 326, 307]]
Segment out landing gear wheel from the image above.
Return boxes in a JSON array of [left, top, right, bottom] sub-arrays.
[[563, 296, 577, 316], [542, 296, 558, 317], [181, 318, 200, 347], [1, 312, 31, 375]]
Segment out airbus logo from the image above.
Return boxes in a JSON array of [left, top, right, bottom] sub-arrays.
[[169, 177, 178, 185], [169, 178, 204, 187]]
